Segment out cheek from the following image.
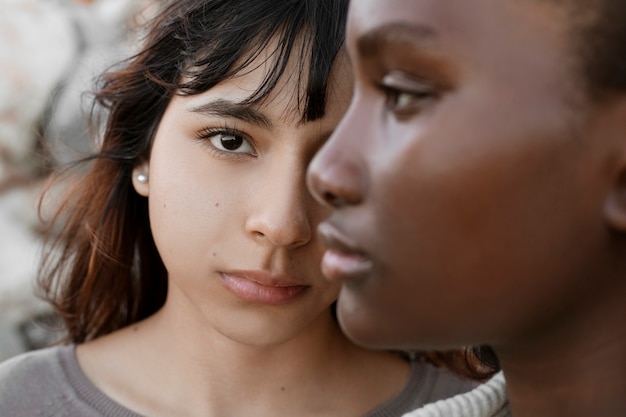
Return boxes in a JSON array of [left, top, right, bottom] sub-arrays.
[[148, 186, 204, 272], [354, 116, 594, 343], [372, 96, 577, 264], [146, 162, 242, 273]]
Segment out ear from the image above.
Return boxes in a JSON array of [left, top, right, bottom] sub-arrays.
[[131, 162, 150, 197], [605, 170, 626, 232], [603, 98, 626, 232]]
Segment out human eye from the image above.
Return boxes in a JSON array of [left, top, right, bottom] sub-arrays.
[[379, 71, 437, 119], [196, 126, 256, 157]]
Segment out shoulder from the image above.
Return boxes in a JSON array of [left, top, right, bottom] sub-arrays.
[[367, 358, 480, 416], [0, 343, 145, 417], [0, 345, 77, 416], [414, 360, 481, 403], [0, 344, 68, 383]]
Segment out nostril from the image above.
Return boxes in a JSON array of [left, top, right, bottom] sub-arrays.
[[322, 191, 339, 207], [322, 189, 354, 208], [323, 191, 337, 205]]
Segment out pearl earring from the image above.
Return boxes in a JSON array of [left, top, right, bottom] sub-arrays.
[[136, 173, 148, 183]]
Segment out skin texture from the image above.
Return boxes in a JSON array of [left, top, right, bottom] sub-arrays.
[[307, 0, 626, 416], [76, 48, 412, 417]]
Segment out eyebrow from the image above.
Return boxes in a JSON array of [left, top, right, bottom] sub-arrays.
[[356, 22, 438, 58], [189, 99, 272, 130]]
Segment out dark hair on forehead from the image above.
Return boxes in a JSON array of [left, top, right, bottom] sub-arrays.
[[145, 0, 349, 122]]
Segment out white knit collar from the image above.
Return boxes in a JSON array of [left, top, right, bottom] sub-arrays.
[[401, 372, 509, 417]]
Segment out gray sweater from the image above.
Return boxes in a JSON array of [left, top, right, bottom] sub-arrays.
[[0, 345, 477, 416]]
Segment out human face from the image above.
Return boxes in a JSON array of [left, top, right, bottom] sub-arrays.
[[307, 0, 620, 350], [135, 48, 352, 346]]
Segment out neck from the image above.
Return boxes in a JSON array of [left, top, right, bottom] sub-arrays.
[[118, 294, 408, 417], [495, 280, 626, 417], [155, 302, 352, 390], [161, 306, 353, 391]]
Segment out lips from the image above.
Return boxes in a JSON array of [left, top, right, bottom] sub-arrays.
[[220, 271, 308, 305], [317, 222, 374, 282]]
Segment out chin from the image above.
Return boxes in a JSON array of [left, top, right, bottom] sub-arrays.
[[336, 305, 399, 350], [336, 301, 456, 351]]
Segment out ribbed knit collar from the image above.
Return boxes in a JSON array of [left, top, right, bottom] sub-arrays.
[[401, 372, 510, 417]]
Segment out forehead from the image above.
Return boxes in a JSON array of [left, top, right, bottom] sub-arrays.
[[346, 0, 572, 59]]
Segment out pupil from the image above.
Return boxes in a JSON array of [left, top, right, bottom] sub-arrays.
[[221, 135, 242, 150]]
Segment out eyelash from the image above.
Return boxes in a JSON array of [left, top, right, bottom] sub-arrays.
[[377, 73, 437, 119], [195, 123, 257, 158]]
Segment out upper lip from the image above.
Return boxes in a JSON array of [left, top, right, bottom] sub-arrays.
[[222, 270, 306, 287], [317, 221, 367, 258]]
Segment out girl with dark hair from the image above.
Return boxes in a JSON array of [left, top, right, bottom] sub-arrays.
[[0, 1, 478, 416]]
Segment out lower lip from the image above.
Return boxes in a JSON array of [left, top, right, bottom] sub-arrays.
[[220, 273, 308, 305], [321, 249, 373, 282]]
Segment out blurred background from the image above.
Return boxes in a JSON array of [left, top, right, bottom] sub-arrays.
[[0, 0, 160, 362]]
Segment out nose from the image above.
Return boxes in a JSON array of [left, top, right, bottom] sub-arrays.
[[307, 114, 366, 209], [245, 165, 313, 248]]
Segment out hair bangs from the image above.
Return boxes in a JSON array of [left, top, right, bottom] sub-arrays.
[[172, 0, 345, 123]]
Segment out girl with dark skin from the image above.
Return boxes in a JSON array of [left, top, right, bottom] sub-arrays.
[[0, 1, 480, 416], [308, 0, 626, 416]]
